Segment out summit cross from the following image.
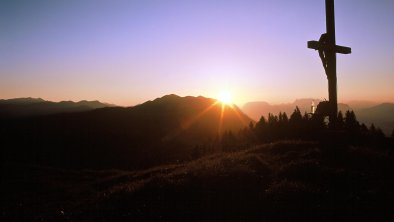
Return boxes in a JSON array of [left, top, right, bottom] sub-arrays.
[[308, 0, 351, 125]]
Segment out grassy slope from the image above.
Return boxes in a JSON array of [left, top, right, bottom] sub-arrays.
[[2, 141, 394, 221]]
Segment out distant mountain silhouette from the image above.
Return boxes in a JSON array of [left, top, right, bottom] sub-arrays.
[[242, 98, 351, 121], [1, 95, 252, 170], [355, 103, 394, 135], [0, 97, 115, 118], [346, 100, 379, 110], [0, 97, 46, 104]]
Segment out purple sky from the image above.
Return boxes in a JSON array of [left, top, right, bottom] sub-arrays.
[[1, 0, 393, 106]]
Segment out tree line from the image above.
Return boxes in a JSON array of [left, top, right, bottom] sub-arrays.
[[222, 107, 389, 151]]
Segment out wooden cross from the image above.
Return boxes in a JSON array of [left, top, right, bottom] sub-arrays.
[[308, 0, 351, 125]]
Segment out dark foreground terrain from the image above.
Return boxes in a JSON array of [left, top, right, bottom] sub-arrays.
[[2, 141, 393, 221]]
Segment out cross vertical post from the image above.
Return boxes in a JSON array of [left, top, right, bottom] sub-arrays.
[[326, 0, 337, 125]]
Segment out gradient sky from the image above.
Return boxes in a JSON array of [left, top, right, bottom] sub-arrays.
[[1, 0, 393, 106]]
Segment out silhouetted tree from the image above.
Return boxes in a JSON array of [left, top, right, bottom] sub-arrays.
[[278, 112, 289, 124], [255, 116, 267, 142], [267, 113, 280, 140], [360, 123, 369, 136], [278, 112, 289, 138], [290, 107, 302, 124], [255, 116, 267, 129], [368, 124, 385, 142], [375, 128, 385, 140], [337, 111, 344, 129], [289, 107, 303, 138], [268, 113, 278, 126], [344, 110, 359, 132]]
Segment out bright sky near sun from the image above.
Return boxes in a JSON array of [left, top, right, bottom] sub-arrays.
[[1, 0, 393, 106]]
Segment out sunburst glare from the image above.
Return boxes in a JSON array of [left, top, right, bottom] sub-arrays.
[[217, 90, 233, 105]]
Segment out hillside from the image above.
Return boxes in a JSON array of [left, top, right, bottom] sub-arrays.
[[0, 97, 114, 118], [2, 141, 393, 221], [1, 96, 393, 221], [1, 95, 252, 170]]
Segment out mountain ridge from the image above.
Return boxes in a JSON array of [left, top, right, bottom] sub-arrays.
[[0, 97, 116, 118], [2, 94, 253, 170]]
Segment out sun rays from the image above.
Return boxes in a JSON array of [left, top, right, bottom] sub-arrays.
[[162, 94, 252, 142]]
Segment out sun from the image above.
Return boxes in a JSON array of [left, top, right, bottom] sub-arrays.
[[217, 90, 233, 105]]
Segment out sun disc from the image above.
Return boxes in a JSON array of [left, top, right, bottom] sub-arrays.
[[217, 90, 233, 105]]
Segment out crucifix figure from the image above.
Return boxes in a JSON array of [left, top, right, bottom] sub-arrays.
[[308, 0, 351, 126]]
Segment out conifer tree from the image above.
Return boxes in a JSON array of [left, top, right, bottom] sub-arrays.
[[282, 112, 289, 123], [337, 111, 344, 129], [345, 110, 359, 132], [290, 106, 302, 124], [255, 116, 267, 140]]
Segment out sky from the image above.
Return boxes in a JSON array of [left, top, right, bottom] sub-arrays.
[[1, 0, 393, 106]]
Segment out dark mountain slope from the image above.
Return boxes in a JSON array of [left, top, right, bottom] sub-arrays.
[[1, 95, 252, 170]]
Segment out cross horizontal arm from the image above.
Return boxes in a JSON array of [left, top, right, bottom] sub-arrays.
[[335, 45, 352, 54], [308, 41, 351, 54]]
